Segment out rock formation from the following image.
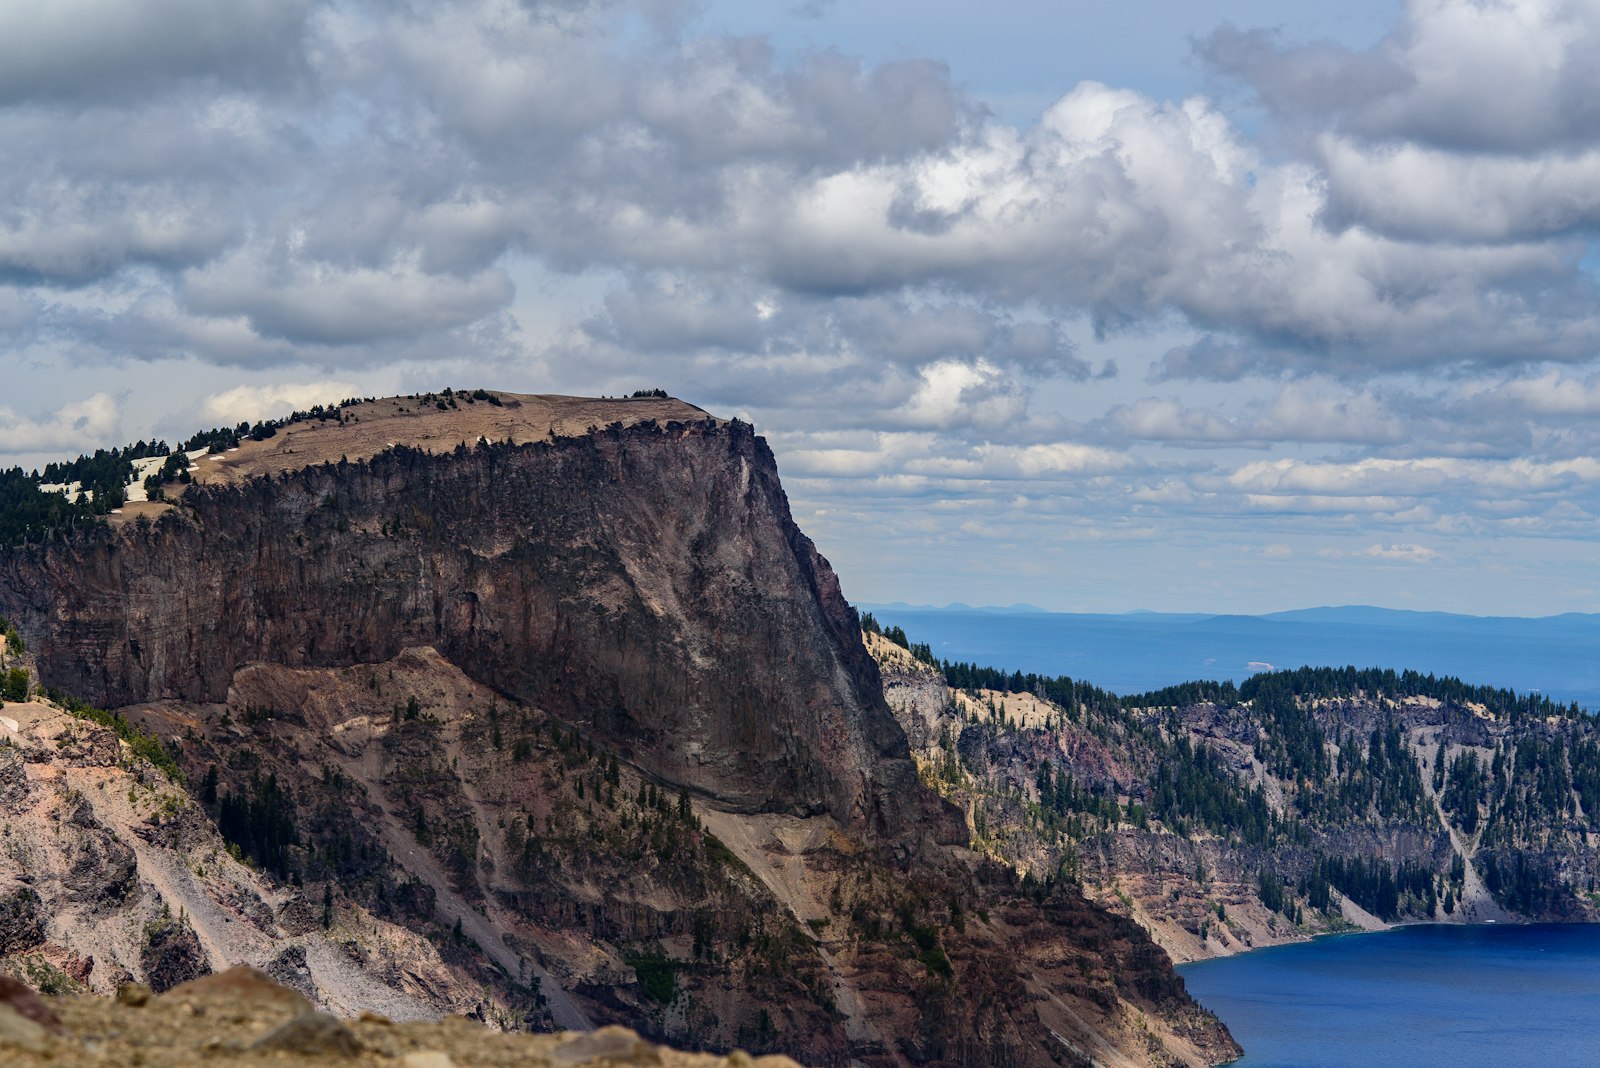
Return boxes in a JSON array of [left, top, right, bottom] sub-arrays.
[[868, 630, 1600, 965], [0, 964, 807, 1067], [2, 413, 910, 838], [0, 393, 1239, 1067]]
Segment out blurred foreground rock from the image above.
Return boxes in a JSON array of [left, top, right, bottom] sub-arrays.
[[0, 966, 805, 1068]]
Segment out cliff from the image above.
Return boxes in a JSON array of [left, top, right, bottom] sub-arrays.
[[1, 410, 911, 837], [0, 696, 524, 1022], [0, 394, 1239, 1068], [868, 631, 1600, 966]]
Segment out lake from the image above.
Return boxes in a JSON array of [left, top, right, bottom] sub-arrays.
[[863, 605, 1600, 710], [1178, 924, 1600, 1067]]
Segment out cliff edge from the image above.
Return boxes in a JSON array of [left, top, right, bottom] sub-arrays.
[[0, 393, 1238, 1067], [2, 401, 910, 837]]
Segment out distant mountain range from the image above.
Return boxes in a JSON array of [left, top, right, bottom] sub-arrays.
[[861, 604, 1600, 710]]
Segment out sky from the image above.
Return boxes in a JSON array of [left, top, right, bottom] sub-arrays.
[[4, 0, 1600, 616]]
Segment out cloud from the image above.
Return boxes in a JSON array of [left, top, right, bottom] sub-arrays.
[[180, 252, 515, 346], [1252, 381, 1402, 444], [1228, 455, 1600, 498], [0, 289, 39, 335], [200, 380, 361, 426], [898, 360, 1027, 431], [1316, 137, 1600, 242], [0, 393, 120, 455], [1203, 1, 1600, 247], [1317, 543, 1442, 563], [1202, 1, 1600, 155], [1097, 380, 1402, 447], [0, 0, 312, 105], [1, 0, 1597, 384], [1454, 369, 1600, 417], [1, 0, 1599, 613], [1102, 397, 1242, 444]]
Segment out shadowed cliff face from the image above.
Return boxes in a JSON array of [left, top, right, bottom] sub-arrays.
[[0, 419, 913, 836], [0, 406, 1242, 1066]]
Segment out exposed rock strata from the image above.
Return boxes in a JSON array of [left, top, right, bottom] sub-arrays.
[[870, 634, 1600, 968], [2, 418, 912, 838], [0, 697, 519, 1021], [0, 397, 1239, 1066]]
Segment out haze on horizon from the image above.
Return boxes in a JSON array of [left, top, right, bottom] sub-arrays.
[[2, 0, 1599, 617]]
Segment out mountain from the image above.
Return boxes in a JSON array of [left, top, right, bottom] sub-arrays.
[[865, 625, 1600, 970], [0, 392, 1238, 1067]]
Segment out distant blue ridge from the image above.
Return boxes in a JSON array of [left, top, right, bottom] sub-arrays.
[[859, 604, 1600, 711]]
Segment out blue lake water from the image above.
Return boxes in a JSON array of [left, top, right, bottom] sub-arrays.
[[863, 605, 1600, 710], [1178, 924, 1600, 1067]]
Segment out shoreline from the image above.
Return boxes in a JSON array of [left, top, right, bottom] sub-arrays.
[[1177, 916, 1600, 976]]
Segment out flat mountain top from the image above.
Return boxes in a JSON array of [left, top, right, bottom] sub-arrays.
[[193, 392, 714, 487], [113, 391, 714, 524]]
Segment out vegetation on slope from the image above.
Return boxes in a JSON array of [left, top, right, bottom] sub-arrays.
[[875, 620, 1600, 933]]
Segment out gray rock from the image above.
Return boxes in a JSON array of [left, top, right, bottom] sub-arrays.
[[0, 747, 28, 808], [551, 1025, 661, 1066], [265, 944, 316, 1000], [0, 886, 44, 954], [248, 1011, 364, 1056], [141, 915, 210, 993]]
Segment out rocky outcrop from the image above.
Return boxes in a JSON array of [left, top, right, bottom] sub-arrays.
[[0, 697, 519, 1021], [0, 419, 911, 839], [0, 966, 807, 1068], [0, 396, 1238, 1066], [872, 638, 1600, 969]]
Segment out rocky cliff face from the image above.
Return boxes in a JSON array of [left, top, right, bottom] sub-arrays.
[[0, 696, 514, 1021], [0, 397, 1238, 1068], [1, 417, 910, 837], [870, 634, 1600, 967]]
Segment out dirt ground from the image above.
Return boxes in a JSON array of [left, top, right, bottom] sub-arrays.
[[0, 966, 803, 1068]]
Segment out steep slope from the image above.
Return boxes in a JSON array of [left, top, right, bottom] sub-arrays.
[[868, 629, 1600, 965], [0, 694, 532, 1023], [0, 394, 1239, 1068], [1, 403, 912, 837]]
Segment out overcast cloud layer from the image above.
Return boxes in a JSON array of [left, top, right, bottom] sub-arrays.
[[3, 0, 1600, 615]]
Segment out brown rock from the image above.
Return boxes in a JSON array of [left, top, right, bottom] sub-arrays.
[[0, 976, 61, 1034], [0, 401, 1244, 1067], [248, 1011, 364, 1056], [551, 1025, 662, 1066], [401, 1052, 457, 1068], [0, 415, 917, 838], [162, 965, 311, 1014], [0, 1003, 50, 1053], [115, 982, 151, 1007]]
